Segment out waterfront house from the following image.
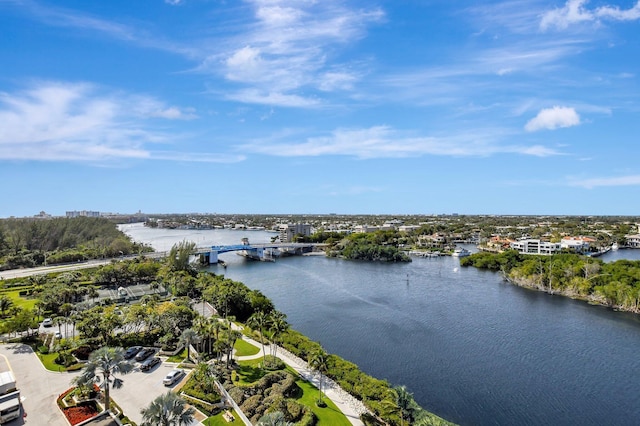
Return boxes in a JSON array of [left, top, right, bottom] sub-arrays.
[[510, 239, 562, 255]]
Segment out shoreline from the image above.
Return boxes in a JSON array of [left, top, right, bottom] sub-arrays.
[[503, 275, 640, 314]]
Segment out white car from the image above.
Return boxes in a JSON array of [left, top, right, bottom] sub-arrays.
[[54, 331, 62, 339], [42, 318, 53, 327], [163, 369, 185, 386]]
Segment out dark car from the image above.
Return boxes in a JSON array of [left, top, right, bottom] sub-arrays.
[[134, 348, 155, 361], [140, 356, 161, 372], [124, 346, 143, 359]]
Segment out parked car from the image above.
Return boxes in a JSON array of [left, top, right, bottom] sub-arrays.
[[54, 331, 62, 339], [124, 346, 143, 359], [42, 318, 53, 327], [140, 357, 161, 372], [134, 348, 155, 361], [163, 369, 185, 386]]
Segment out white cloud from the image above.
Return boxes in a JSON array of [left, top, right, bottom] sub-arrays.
[[525, 106, 580, 131], [240, 125, 562, 159], [226, 89, 321, 108], [540, 0, 640, 30], [0, 81, 235, 163], [569, 174, 640, 188], [204, 1, 384, 106], [596, 2, 640, 20], [165, 0, 184, 5], [540, 0, 594, 31]]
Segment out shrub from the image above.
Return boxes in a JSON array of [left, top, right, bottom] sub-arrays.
[[38, 345, 49, 354], [263, 355, 285, 371], [241, 394, 263, 419], [298, 410, 318, 426], [72, 346, 92, 361], [227, 387, 245, 405]]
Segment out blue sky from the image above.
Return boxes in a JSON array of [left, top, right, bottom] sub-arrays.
[[1, 0, 639, 217]]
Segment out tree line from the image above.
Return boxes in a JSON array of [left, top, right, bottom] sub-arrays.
[[326, 230, 412, 262], [0, 217, 149, 270]]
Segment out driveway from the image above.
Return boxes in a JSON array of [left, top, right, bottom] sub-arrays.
[[0, 344, 198, 426], [0, 343, 78, 426]]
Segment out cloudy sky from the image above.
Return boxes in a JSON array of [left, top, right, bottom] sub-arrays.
[[1, 0, 639, 216]]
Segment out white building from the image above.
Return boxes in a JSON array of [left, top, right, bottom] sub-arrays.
[[278, 223, 312, 243], [626, 234, 640, 248], [354, 225, 379, 233], [560, 236, 593, 253], [510, 239, 562, 255], [66, 210, 101, 218]]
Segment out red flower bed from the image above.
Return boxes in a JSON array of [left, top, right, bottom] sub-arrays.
[[63, 403, 99, 425]]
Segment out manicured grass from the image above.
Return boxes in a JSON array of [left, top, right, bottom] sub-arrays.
[[167, 348, 187, 363], [235, 358, 266, 384], [203, 410, 239, 425], [295, 379, 351, 426], [5, 290, 37, 311], [234, 339, 259, 357], [38, 352, 66, 372]]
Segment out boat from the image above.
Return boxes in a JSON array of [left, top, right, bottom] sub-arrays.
[[612, 243, 619, 251], [452, 248, 471, 257]]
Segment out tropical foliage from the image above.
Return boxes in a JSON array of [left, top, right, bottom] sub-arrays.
[[327, 231, 411, 262], [72, 347, 134, 411], [140, 392, 196, 426], [461, 251, 640, 313]]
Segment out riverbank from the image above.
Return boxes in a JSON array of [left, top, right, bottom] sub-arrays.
[[503, 273, 639, 314]]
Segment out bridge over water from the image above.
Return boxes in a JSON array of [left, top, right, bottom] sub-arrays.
[[195, 242, 324, 263]]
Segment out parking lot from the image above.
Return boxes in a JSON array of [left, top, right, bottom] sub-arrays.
[[0, 344, 193, 426]]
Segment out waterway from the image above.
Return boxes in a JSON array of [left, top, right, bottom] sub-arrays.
[[120, 224, 640, 426]]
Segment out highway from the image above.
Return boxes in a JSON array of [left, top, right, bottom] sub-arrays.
[[0, 252, 167, 280]]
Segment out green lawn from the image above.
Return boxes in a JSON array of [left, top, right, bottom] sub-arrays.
[[234, 339, 259, 357], [203, 410, 239, 425], [294, 378, 351, 426], [167, 348, 187, 363], [37, 352, 66, 372], [4, 290, 38, 311], [235, 358, 266, 384]]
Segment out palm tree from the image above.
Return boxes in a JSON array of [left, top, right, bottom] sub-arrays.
[[225, 329, 243, 367], [194, 362, 218, 394], [268, 311, 288, 358], [393, 385, 421, 426], [72, 347, 133, 411], [53, 316, 65, 335], [140, 391, 196, 426], [247, 311, 268, 366], [179, 328, 200, 363], [86, 286, 100, 306], [0, 296, 13, 317], [308, 349, 329, 402], [192, 316, 209, 354]]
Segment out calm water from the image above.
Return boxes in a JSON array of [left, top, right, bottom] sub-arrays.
[[121, 224, 640, 425]]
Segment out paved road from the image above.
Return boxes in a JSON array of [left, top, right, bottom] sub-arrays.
[[0, 253, 167, 280], [0, 343, 78, 426]]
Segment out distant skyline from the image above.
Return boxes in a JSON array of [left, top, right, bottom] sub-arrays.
[[1, 0, 639, 217]]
